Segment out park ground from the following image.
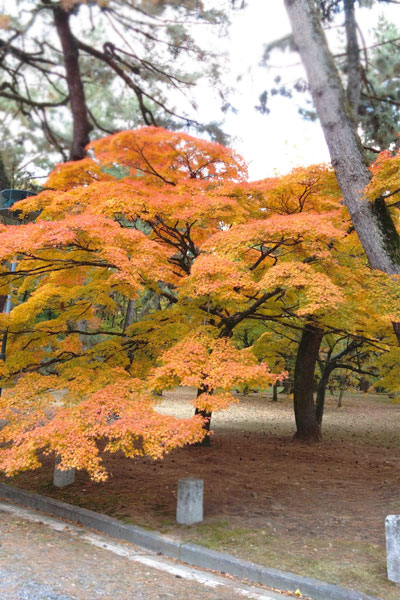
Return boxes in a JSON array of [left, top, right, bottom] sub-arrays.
[[2, 389, 399, 600], [0, 502, 291, 600]]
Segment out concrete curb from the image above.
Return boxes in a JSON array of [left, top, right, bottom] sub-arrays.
[[0, 482, 381, 600]]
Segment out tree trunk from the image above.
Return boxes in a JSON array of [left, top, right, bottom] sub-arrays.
[[0, 156, 10, 191], [192, 322, 236, 446], [280, 378, 292, 394], [194, 408, 212, 446], [123, 299, 135, 332], [194, 386, 212, 446], [315, 364, 333, 427], [344, 0, 361, 120], [53, 6, 92, 160], [152, 293, 161, 311], [293, 324, 323, 442], [272, 382, 278, 402], [359, 377, 370, 393], [284, 0, 400, 275]]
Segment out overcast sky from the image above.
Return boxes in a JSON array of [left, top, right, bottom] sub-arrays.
[[1, 0, 397, 183], [211, 0, 398, 181]]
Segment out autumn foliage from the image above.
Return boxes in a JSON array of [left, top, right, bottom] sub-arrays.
[[0, 127, 399, 479]]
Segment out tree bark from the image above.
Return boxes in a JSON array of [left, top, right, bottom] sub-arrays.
[[193, 385, 212, 446], [52, 6, 92, 160], [315, 364, 334, 427], [123, 299, 136, 332], [194, 408, 212, 446], [272, 382, 278, 402], [0, 156, 10, 191], [293, 324, 323, 442], [280, 378, 293, 394], [344, 0, 361, 121], [194, 407, 212, 446], [284, 0, 400, 275]]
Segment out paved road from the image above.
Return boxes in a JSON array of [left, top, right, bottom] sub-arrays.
[[0, 502, 293, 600]]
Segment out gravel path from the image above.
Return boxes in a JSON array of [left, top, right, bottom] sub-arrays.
[[0, 503, 290, 600]]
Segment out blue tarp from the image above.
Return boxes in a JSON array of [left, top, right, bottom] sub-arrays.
[[0, 189, 34, 209]]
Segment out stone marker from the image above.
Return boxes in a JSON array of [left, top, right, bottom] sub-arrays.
[[53, 455, 76, 488], [176, 478, 203, 525], [386, 515, 400, 583]]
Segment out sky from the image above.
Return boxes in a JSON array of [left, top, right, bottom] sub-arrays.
[[212, 0, 399, 181], [1, 0, 397, 183], [224, 0, 327, 180]]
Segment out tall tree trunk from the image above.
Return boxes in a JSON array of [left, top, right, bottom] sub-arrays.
[[344, 0, 361, 120], [272, 382, 278, 402], [284, 0, 400, 276], [293, 324, 323, 441], [0, 156, 10, 191], [52, 6, 92, 160], [315, 364, 334, 427], [123, 299, 135, 332]]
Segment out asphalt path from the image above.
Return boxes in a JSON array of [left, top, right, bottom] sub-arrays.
[[0, 501, 295, 600]]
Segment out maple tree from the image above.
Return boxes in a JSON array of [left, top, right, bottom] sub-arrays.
[[0, 128, 271, 477], [0, 126, 399, 479]]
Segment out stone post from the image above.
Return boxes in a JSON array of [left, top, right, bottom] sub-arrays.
[[176, 478, 203, 525], [386, 515, 400, 583], [53, 455, 76, 488]]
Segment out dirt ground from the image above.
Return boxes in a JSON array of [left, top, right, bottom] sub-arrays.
[[2, 389, 400, 600]]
